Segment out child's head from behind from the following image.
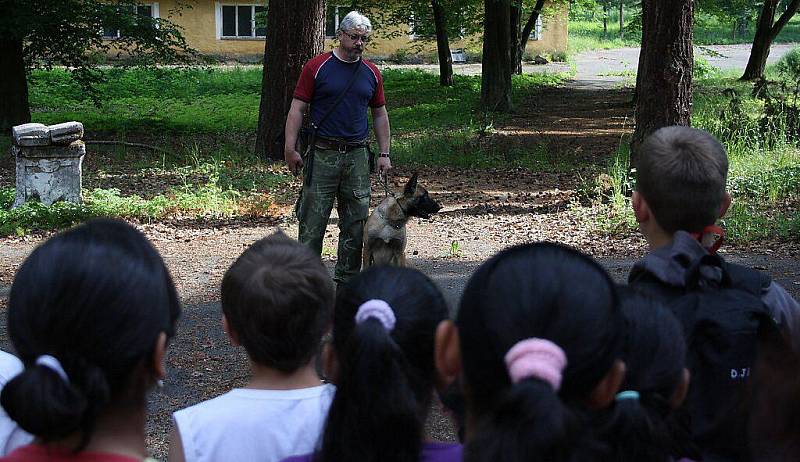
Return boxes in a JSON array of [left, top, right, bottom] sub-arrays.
[[321, 265, 449, 462], [221, 231, 334, 373], [600, 287, 689, 461], [636, 126, 729, 234], [455, 243, 625, 462], [2, 219, 180, 447]]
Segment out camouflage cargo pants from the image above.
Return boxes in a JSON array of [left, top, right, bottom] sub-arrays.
[[296, 148, 371, 284]]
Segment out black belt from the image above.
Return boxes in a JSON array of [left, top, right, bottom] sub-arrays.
[[314, 138, 368, 153]]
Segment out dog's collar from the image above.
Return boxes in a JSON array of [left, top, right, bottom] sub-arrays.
[[377, 207, 404, 230]]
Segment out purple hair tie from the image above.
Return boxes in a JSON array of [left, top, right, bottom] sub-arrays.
[[504, 338, 568, 390], [355, 299, 396, 332]]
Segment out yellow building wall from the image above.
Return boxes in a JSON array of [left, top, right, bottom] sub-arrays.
[[114, 1, 568, 60]]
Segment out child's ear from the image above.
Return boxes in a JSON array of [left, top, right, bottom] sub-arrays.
[[587, 359, 626, 410], [222, 316, 240, 346], [718, 192, 732, 219], [434, 320, 462, 393], [632, 191, 649, 224], [670, 368, 691, 409], [152, 332, 168, 381]]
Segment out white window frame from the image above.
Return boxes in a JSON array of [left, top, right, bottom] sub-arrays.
[[529, 15, 543, 41], [216, 2, 267, 39], [102, 3, 159, 40], [325, 5, 348, 38]]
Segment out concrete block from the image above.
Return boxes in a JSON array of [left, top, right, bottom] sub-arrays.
[[12, 141, 86, 207], [12, 123, 50, 147], [49, 121, 85, 145]]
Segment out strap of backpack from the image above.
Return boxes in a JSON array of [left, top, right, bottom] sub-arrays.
[[723, 260, 772, 297], [311, 58, 363, 135], [304, 60, 362, 186]]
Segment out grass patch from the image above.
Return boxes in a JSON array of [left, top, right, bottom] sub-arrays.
[[5, 65, 567, 235], [568, 15, 800, 53], [579, 64, 800, 244]]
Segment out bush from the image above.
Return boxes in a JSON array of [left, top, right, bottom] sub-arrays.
[[776, 46, 800, 83], [694, 56, 719, 79]]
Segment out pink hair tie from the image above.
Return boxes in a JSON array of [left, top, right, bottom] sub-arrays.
[[355, 299, 396, 332], [504, 338, 568, 390]]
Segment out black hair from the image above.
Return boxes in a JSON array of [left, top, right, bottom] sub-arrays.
[[221, 231, 334, 373], [456, 242, 624, 462], [317, 265, 449, 462], [1, 218, 180, 450], [595, 286, 691, 462]]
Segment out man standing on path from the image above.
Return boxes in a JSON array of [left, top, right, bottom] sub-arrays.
[[284, 11, 391, 286]]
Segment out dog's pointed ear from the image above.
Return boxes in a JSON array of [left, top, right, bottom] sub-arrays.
[[404, 173, 419, 197]]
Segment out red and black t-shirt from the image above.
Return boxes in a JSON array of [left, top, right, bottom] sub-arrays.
[[293, 52, 385, 142]]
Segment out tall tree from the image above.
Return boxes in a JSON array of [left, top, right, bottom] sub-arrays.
[[0, 0, 193, 133], [511, 0, 546, 75], [481, 0, 513, 112], [741, 0, 800, 81], [631, 0, 693, 165], [255, 0, 325, 160], [431, 0, 454, 86], [368, 0, 482, 86]]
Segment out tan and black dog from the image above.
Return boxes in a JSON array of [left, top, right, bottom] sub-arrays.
[[362, 173, 441, 268]]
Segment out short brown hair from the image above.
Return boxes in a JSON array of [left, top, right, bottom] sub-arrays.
[[221, 231, 334, 372], [636, 126, 729, 233]]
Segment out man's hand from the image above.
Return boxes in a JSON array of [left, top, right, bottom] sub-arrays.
[[285, 149, 304, 176], [377, 156, 392, 175]]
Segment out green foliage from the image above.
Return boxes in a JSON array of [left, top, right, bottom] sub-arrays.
[[694, 55, 720, 79], [569, 3, 800, 51], [3, 0, 197, 103], [776, 47, 800, 83]]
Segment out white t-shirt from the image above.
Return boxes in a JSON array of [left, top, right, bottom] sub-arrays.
[[0, 350, 32, 455], [173, 384, 335, 462]]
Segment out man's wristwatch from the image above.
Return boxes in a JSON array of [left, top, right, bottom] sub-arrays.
[[379, 152, 390, 158]]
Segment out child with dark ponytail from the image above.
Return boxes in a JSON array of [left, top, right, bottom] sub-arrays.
[[283, 265, 459, 462], [0, 219, 181, 462], [436, 242, 627, 462], [596, 287, 694, 462]]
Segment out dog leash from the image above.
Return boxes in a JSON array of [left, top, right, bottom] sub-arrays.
[[380, 172, 395, 198]]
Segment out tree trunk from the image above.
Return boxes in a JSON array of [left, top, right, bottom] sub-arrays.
[[512, 0, 546, 75], [0, 38, 31, 133], [432, 0, 454, 86], [481, 0, 513, 112], [603, 1, 609, 38], [631, 0, 646, 107], [619, 0, 624, 40], [741, 0, 800, 81], [255, 0, 325, 160], [631, 0, 694, 166], [510, 3, 522, 74]]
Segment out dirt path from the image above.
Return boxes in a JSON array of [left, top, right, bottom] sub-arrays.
[[1, 47, 799, 459]]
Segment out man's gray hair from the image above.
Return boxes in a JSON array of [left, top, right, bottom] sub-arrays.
[[338, 11, 372, 34]]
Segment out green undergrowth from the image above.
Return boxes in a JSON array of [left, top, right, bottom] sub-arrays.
[[5, 66, 568, 235], [568, 15, 800, 54], [579, 63, 800, 244], [1, 143, 289, 236]]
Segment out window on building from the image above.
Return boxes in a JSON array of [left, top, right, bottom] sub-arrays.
[[325, 5, 349, 37], [529, 15, 543, 40], [102, 4, 159, 39], [220, 4, 267, 38]]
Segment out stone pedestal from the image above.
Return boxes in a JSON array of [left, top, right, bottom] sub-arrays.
[[12, 141, 86, 208]]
